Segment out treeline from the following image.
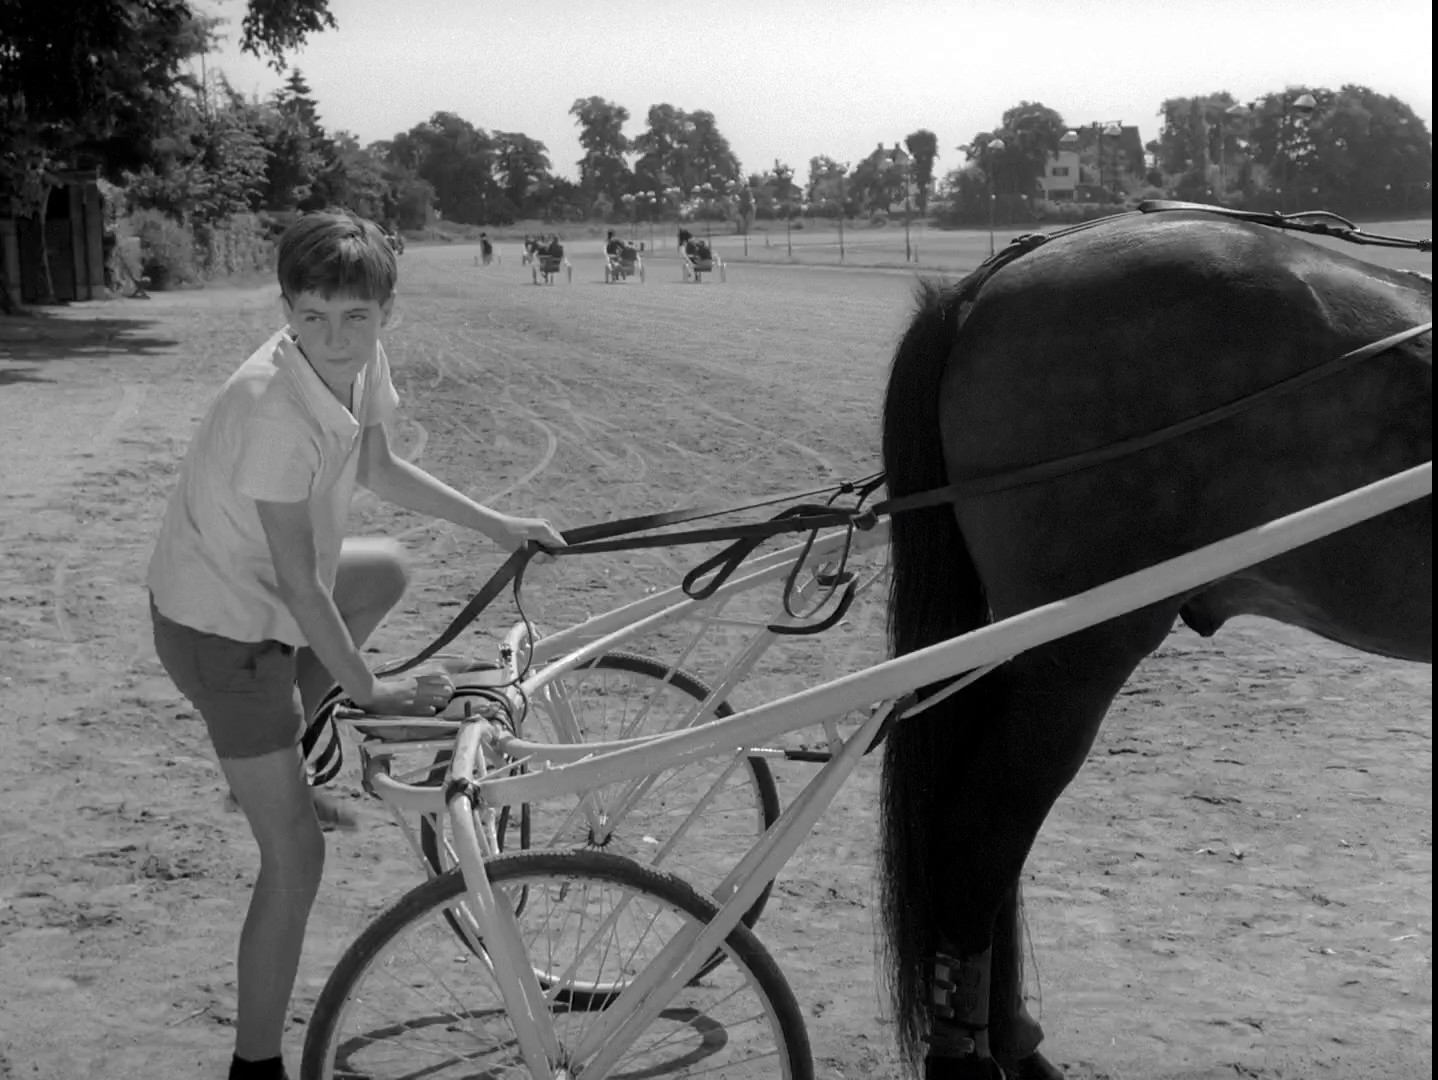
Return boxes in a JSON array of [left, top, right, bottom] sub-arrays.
[[2, 2, 1431, 301]]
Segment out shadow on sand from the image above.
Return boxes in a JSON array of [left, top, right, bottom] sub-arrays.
[[0, 306, 179, 364]]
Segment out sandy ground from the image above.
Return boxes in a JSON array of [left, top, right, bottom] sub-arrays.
[[0, 238, 1430, 1079]]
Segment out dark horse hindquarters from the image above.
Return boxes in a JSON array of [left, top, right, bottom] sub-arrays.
[[879, 211, 1431, 1076]]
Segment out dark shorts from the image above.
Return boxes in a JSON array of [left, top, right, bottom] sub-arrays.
[[150, 597, 303, 759]]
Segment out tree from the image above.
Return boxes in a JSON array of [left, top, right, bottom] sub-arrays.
[[264, 69, 326, 209], [685, 110, 742, 190], [126, 74, 271, 224], [904, 129, 939, 213], [847, 143, 906, 214], [0, 2, 209, 298], [632, 103, 686, 192], [569, 96, 631, 212], [316, 131, 392, 221], [492, 131, 552, 218], [805, 156, 853, 218], [1271, 85, 1431, 215], [392, 112, 497, 224], [983, 101, 1067, 199], [238, 0, 336, 70], [1155, 92, 1241, 180], [632, 104, 742, 198], [0, 0, 336, 301], [769, 160, 799, 203], [1, 2, 334, 187], [935, 164, 989, 225]]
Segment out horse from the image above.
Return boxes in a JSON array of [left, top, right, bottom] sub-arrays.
[[877, 205, 1431, 1079]]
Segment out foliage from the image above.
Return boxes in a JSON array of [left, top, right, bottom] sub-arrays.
[[492, 131, 552, 218], [124, 75, 272, 224], [260, 69, 325, 209], [7, 3, 1430, 308], [0, 0, 337, 300], [127, 207, 197, 287], [631, 105, 742, 197], [1263, 85, 1432, 216], [315, 130, 392, 221], [1, 1, 334, 194], [569, 96, 631, 211], [933, 165, 989, 226], [847, 144, 909, 214], [195, 212, 273, 278], [806, 156, 854, 216], [903, 130, 939, 213], [1030, 199, 1127, 225], [0, 1, 207, 183], [1153, 85, 1432, 216], [386, 111, 499, 225], [960, 102, 1067, 200], [239, 0, 336, 70]]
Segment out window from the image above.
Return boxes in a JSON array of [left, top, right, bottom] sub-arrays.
[[1050, 166, 1071, 177]]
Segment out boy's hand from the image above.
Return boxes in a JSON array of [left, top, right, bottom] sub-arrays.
[[356, 672, 455, 716], [493, 514, 567, 559]]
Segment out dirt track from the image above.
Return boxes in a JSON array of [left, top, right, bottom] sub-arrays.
[[0, 240, 1430, 1079]]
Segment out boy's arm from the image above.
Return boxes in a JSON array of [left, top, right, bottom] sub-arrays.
[[358, 422, 558, 549], [256, 497, 378, 703]]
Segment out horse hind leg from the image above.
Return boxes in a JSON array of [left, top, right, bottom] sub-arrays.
[[883, 606, 1176, 1079]]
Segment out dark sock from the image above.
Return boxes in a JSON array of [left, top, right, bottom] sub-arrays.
[[228, 1056, 288, 1080]]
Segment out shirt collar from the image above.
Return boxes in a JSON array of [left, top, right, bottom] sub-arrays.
[[273, 330, 367, 438]]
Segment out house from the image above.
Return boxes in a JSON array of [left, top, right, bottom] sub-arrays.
[[1038, 148, 1081, 200], [1042, 125, 1146, 201], [0, 169, 107, 306]]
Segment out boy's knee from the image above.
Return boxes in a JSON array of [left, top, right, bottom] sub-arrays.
[[371, 545, 408, 608], [259, 815, 327, 891], [338, 537, 409, 610]]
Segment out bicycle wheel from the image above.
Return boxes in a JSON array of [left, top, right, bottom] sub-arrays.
[[422, 653, 781, 931], [301, 849, 812, 1080]]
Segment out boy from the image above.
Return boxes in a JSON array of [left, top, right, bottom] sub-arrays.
[[147, 208, 564, 1079]]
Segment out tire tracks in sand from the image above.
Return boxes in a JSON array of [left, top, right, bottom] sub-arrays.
[[52, 379, 149, 645]]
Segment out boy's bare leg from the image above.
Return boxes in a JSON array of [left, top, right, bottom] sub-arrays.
[[219, 745, 325, 1063], [295, 537, 408, 723], [223, 541, 408, 826], [289, 538, 407, 830]]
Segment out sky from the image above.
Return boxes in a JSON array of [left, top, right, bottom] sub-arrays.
[[198, 0, 1434, 181]]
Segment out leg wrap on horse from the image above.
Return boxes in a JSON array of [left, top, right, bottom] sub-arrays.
[[924, 946, 992, 1058]]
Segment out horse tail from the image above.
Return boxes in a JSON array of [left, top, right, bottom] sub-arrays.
[[879, 276, 1012, 1066]]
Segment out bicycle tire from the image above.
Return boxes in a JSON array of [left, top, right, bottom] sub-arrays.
[[301, 849, 812, 1080]]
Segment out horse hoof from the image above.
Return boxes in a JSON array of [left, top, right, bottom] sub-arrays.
[[1004, 1051, 1065, 1080]]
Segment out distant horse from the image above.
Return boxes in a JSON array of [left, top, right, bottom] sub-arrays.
[[879, 206, 1431, 1079]]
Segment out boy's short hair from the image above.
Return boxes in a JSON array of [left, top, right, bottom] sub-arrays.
[[277, 208, 398, 303]]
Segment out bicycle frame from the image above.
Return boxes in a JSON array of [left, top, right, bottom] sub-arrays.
[[351, 520, 889, 875], [352, 461, 1429, 1076]]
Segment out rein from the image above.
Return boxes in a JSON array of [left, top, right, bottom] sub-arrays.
[[375, 202, 1432, 676]]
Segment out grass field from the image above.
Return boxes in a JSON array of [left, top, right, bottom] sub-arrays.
[[0, 223, 1430, 1079]]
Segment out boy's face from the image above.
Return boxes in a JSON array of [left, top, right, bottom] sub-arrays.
[[283, 291, 393, 385]]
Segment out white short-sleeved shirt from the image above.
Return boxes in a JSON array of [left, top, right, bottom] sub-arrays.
[[147, 329, 399, 645]]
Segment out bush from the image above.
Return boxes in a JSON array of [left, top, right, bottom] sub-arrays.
[[868, 211, 889, 227], [1030, 200, 1130, 225], [195, 213, 273, 280], [125, 209, 196, 289]]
